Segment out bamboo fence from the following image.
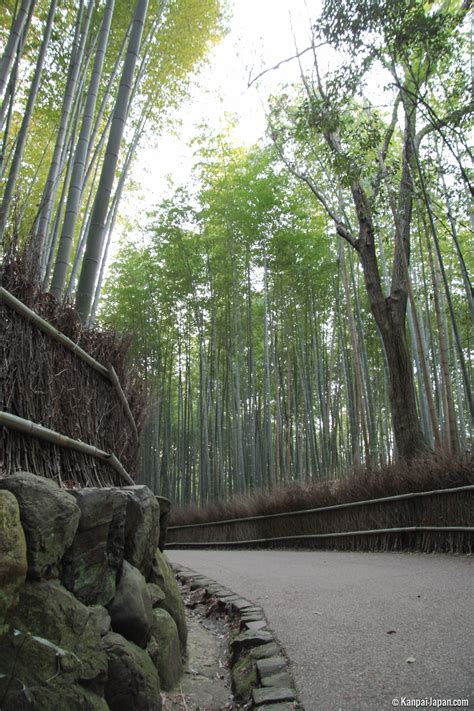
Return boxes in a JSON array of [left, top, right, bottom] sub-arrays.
[[167, 485, 474, 553], [1, 286, 140, 486]]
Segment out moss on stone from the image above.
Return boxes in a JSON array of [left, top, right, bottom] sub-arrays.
[[147, 608, 183, 691], [0, 491, 27, 639], [149, 549, 187, 650], [0, 580, 107, 709], [102, 631, 161, 711], [0, 472, 80, 580], [231, 654, 257, 703]]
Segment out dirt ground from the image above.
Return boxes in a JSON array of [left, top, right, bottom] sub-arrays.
[[161, 587, 235, 711]]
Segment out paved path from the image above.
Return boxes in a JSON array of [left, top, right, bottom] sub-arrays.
[[168, 550, 473, 711]]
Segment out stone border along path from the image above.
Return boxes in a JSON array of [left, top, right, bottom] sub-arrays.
[[171, 562, 302, 710]]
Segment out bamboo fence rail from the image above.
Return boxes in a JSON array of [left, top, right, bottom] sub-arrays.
[[167, 485, 473, 553], [0, 411, 134, 485], [168, 484, 474, 530], [0, 287, 138, 435], [1, 287, 139, 485], [166, 526, 474, 547]]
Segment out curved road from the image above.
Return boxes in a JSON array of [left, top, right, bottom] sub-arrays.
[[168, 550, 473, 711]]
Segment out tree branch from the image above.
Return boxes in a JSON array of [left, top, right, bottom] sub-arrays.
[[269, 118, 357, 248], [371, 94, 401, 202], [295, 167, 357, 248], [415, 101, 474, 151], [247, 45, 321, 88]]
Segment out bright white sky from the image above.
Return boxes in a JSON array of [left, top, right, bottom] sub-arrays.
[[129, 0, 323, 218]]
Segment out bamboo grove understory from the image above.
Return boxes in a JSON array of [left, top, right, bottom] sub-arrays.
[[0, 0, 472, 508]]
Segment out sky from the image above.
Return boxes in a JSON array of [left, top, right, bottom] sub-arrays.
[[128, 0, 323, 219]]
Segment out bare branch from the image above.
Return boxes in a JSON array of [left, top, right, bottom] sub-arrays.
[[288, 161, 357, 248], [247, 45, 321, 88], [415, 101, 474, 150], [371, 94, 401, 202], [312, 43, 327, 100], [267, 108, 357, 248]]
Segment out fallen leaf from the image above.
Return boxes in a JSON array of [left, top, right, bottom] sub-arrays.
[[387, 629, 397, 634]]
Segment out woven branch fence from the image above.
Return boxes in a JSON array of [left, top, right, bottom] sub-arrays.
[[167, 485, 474, 554], [1, 277, 146, 488]]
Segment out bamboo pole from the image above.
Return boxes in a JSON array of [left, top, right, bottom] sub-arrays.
[[168, 484, 474, 530], [0, 410, 134, 485], [166, 526, 474, 548]]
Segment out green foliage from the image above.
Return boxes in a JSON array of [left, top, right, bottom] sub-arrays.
[[101, 136, 351, 499], [142, 0, 225, 112], [0, 0, 226, 257], [319, 0, 467, 65]]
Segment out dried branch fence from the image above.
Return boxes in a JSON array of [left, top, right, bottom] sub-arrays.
[[1, 286, 143, 487], [167, 485, 474, 554]]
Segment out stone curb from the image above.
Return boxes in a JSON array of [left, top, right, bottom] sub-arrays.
[[170, 562, 301, 710]]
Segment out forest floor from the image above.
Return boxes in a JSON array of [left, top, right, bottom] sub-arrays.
[[161, 583, 235, 710]]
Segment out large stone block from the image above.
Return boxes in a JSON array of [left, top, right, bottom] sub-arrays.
[[0, 684, 109, 711], [103, 632, 161, 711], [0, 490, 27, 639], [121, 486, 160, 579], [147, 582, 166, 607], [107, 488, 127, 571], [107, 560, 153, 648], [0, 580, 107, 710], [148, 549, 187, 650], [0, 471, 80, 580], [252, 687, 296, 705], [147, 608, 182, 691], [231, 629, 274, 662], [62, 488, 118, 606], [88, 605, 112, 637], [155, 496, 170, 551], [231, 654, 257, 703]]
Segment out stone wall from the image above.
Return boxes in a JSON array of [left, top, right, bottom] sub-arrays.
[[0, 472, 186, 710]]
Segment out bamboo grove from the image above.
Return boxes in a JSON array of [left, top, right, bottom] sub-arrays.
[[0, 0, 223, 320], [102, 133, 472, 505], [1, 0, 473, 507], [102, 0, 473, 505]]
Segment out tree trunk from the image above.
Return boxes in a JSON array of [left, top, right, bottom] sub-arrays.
[[353, 186, 429, 460], [377, 316, 428, 459]]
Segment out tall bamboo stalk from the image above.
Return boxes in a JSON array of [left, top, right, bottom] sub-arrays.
[[76, 0, 150, 321]]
